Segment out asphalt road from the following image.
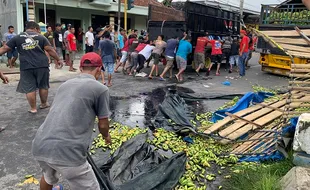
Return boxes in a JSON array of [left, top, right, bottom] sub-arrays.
[[0, 53, 289, 189]]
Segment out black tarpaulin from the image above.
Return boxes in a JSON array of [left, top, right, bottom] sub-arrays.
[[89, 134, 187, 190]]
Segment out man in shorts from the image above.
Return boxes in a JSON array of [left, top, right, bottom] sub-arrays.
[[148, 35, 167, 79], [32, 52, 111, 190], [115, 29, 127, 72], [3, 25, 18, 68], [63, 24, 71, 64], [53, 23, 64, 69], [0, 21, 62, 113], [126, 34, 139, 75], [99, 31, 116, 87], [67, 27, 77, 72], [159, 36, 179, 80], [194, 33, 209, 75], [44, 26, 55, 64], [207, 38, 223, 76], [175, 33, 192, 82]]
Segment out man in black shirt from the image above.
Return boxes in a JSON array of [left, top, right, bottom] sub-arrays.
[[53, 23, 64, 69], [0, 21, 62, 114]]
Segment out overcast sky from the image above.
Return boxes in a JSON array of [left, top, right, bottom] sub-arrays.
[[234, 0, 286, 11], [171, 0, 287, 12]]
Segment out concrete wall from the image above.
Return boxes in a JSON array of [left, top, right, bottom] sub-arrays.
[[0, 0, 19, 35]]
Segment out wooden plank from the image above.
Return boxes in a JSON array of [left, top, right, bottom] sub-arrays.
[[203, 103, 275, 134], [289, 80, 310, 84], [231, 124, 279, 154], [287, 98, 310, 103], [286, 104, 310, 108], [225, 112, 263, 128], [295, 26, 310, 45], [289, 74, 310, 78], [218, 100, 288, 137], [289, 87, 310, 91], [262, 29, 310, 37], [220, 96, 308, 144], [290, 69, 310, 73], [255, 103, 283, 112], [287, 51, 310, 58], [291, 64, 310, 69], [273, 38, 309, 45], [279, 43, 310, 53], [283, 111, 310, 115]]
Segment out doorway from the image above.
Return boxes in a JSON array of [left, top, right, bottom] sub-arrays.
[[61, 19, 81, 36], [39, 9, 56, 29]]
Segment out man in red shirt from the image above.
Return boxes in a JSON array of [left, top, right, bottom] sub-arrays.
[[246, 33, 258, 69], [194, 33, 209, 75], [67, 27, 77, 72], [239, 30, 250, 77], [206, 38, 223, 76]]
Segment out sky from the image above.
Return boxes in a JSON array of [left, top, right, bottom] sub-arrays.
[[171, 0, 287, 12], [232, 0, 286, 11]]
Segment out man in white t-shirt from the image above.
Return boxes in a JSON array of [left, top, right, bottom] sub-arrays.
[[85, 26, 94, 53], [134, 41, 154, 75]]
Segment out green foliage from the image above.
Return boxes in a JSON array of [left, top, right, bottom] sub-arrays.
[[224, 158, 294, 190]]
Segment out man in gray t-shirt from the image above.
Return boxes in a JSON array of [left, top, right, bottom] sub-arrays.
[[32, 52, 111, 190]]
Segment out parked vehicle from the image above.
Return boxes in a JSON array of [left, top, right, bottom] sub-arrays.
[[258, 0, 310, 76], [147, 1, 240, 65]]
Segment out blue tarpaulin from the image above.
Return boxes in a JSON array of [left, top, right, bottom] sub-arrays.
[[211, 92, 274, 123]]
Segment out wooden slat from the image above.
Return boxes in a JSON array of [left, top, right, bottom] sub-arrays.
[[289, 87, 310, 91], [220, 96, 308, 144], [289, 74, 310, 78], [218, 100, 288, 137], [232, 124, 279, 154], [291, 64, 310, 69], [283, 111, 310, 115], [286, 104, 310, 108], [287, 51, 310, 58], [255, 103, 283, 112], [279, 43, 310, 53], [203, 103, 275, 134], [287, 98, 310, 103], [220, 109, 283, 144], [225, 112, 263, 128], [273, 38, 309, 45], [263, 29, 310, 37], [289, 80, 310, 84]]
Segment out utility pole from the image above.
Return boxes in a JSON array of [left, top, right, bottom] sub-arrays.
[[239, 0, 244, 28], [240, 0, 244, 20], [124, 0, 128, 31], [118, 0, 121, 34]]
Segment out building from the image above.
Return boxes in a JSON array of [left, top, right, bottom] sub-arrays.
[[0, 0, 149, 34]]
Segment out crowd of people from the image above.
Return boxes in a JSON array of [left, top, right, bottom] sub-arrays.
[[0, 20, 259, 190], [0, 22, 258, 87]]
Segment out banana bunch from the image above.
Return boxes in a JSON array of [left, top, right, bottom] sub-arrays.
[[90, 122, 148, 155], [267, 10, 310, 25], [151, 129, 238, 190], [218, 96, 240, 110]]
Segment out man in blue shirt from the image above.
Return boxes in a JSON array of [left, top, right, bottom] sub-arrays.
[[175, 34, 192, 82], [99, 31, 116, 87], [159, 36, 179, 80]]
